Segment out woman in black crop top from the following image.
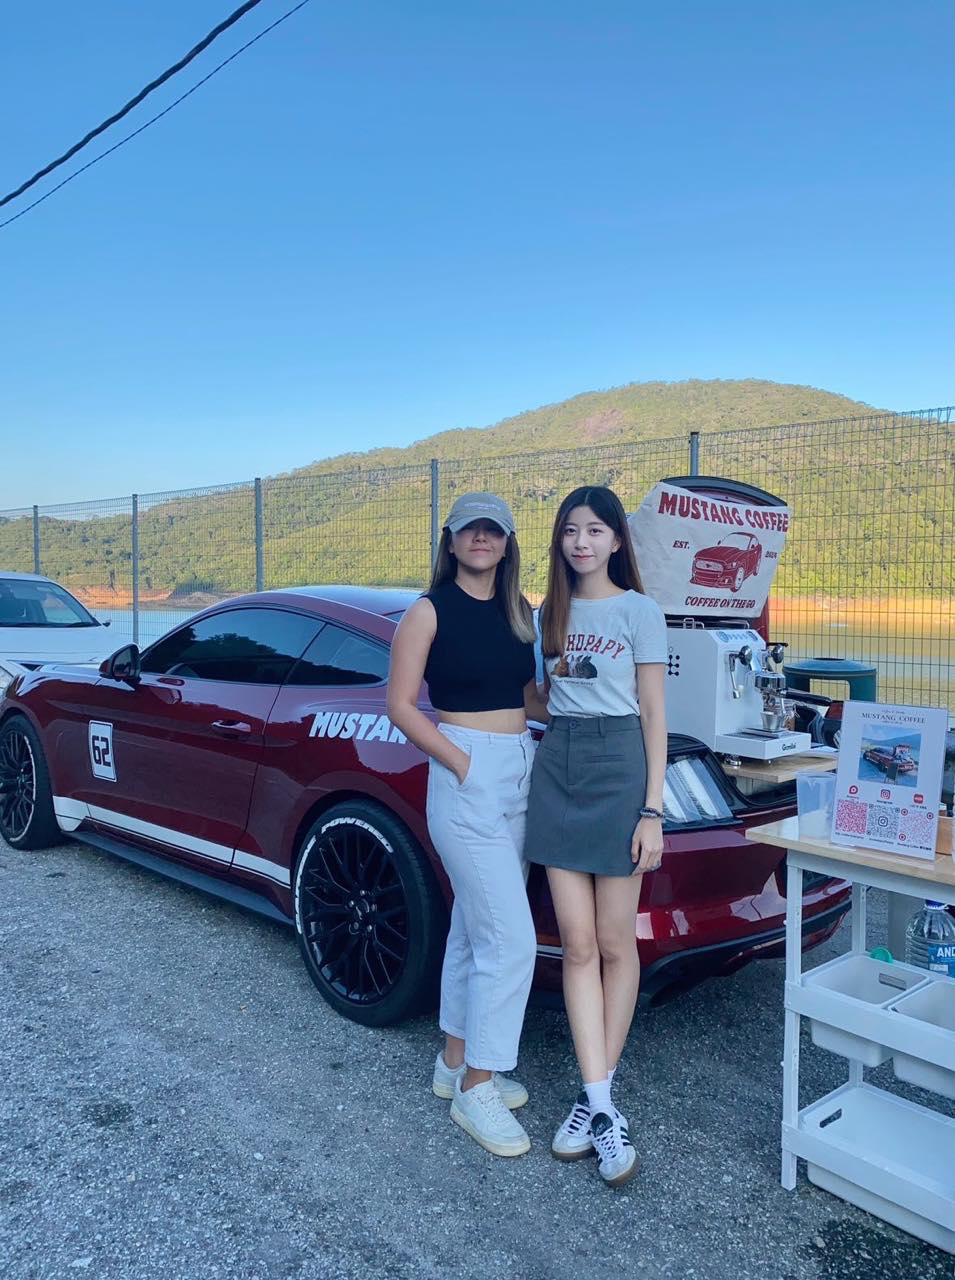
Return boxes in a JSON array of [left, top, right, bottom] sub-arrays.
[[388, 492, 548, 1159]]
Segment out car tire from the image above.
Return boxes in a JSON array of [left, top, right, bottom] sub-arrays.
[[293, 800, 448, 1027], [0, 715, 60, 850], [733, 567, 745, 592]]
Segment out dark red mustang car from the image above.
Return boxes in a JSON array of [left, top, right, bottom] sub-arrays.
[[0, 586, 848, 1025], [863, 745, 918, 776], [691, 531, 762, 593]]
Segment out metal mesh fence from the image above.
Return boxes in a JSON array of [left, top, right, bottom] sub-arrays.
[[0, 508, 36, 575], [699, 408, 954, 709], [1, 407, 951, 710], [136, 481, 258, 647], [262, 464, 433, 592], [16, 497, 136, 646]]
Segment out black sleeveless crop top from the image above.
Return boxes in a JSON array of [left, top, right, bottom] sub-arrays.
[[423, 580, 536, 712]]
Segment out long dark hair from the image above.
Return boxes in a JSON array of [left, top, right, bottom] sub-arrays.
[[429, 526, 535, 645], [540, 485, 644, 658]]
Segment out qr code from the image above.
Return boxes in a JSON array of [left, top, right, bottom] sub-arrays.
[[898, 808, 935, 849], [835, 798, 868, 835], [866, 804, 899, 842]]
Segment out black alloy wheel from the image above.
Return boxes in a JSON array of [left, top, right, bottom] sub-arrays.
[[294, 800, 447, 1026], [0, 716, 59, 849]]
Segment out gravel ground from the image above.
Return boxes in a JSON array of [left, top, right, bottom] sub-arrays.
[[1, 836, 953, 1280]]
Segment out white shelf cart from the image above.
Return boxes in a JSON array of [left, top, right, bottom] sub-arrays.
[[747, 818, 955, 1257]]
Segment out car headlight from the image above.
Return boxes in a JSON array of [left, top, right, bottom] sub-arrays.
[[0, 666, 14, 698]]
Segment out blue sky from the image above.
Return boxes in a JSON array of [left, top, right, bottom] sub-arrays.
[[2, 0, 952, 508]]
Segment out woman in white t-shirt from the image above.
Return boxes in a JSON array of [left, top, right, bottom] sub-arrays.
[[525, 485, 668, 1188]]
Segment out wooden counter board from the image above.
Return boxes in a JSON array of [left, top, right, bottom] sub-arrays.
[[722, 752, 838, 786], [747, 814, 955, 885]]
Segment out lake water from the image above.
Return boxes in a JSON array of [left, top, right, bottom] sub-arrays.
[[778, 621, 953, 711]]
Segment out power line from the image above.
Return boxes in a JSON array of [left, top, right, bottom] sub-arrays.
[[0, 0, 312, 231], [1, 0, 275, 212]]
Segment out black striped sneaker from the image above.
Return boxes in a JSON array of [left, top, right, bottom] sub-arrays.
[[590, 1110, 639, 1186]]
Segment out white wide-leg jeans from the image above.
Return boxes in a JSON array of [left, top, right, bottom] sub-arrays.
[[426, 724, 537, 1072]]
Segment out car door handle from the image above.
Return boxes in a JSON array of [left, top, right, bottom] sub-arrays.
[[211, 719, 252, 736]]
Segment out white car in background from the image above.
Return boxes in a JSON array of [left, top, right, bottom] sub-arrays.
[[0, 572, 116, 670]]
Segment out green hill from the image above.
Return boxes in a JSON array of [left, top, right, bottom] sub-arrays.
[[294, 378, 881, 474], [3, 378, 923, 605]]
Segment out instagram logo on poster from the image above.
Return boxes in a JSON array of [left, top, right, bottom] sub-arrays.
[[881, 788, 891, 800]]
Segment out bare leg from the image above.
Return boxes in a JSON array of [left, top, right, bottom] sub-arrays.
[[595, 873, 643, 1072], [443, 1034, 465, 1070], [547, 867, 606, 1084], [442, 1037, 491, 1090], [462, 1067, 492, 1091]]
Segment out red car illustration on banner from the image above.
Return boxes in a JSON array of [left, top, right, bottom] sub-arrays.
[[0, 586, 848, 1026], [691, 531, 763, 593]]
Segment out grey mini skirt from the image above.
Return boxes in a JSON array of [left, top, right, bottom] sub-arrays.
[[524, 715, 648, 877]]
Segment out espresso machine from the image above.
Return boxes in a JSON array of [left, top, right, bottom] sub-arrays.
[[663, 624, 811, 761]]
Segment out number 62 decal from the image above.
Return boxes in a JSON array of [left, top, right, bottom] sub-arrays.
[[89, 721, 116, 782]]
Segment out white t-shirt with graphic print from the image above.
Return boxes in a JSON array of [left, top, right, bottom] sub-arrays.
[[544, 590, 668, 718]]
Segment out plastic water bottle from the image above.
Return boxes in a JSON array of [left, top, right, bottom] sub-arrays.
[[904, 901, 955, 977]]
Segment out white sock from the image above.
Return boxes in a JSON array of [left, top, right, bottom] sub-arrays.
[[584, 1079, 612, 1116]]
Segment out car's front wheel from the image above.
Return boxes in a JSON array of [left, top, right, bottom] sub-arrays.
[[733, 566, 745, 592], [0, 715, 59, 849], [293, 800, 448, 1026]]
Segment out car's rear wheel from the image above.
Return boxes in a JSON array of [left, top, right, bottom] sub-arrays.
[[293, 800, 448, 1026], [0, 716, 59, 850]]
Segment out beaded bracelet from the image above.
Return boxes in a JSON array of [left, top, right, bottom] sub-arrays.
[[639, 806, 664, 820]]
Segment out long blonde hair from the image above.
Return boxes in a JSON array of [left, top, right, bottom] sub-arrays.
[[429, 526, 535, 645], [540, 485, 644, 658]]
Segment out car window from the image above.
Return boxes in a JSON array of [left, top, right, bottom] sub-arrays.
[[287, 623, 389, 686], [141, 608, 320, 684], [0, 578, 97, 628]]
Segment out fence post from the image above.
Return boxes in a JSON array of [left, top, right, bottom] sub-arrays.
[[32, 505, 40, 574], [131, 494, 140, 646], [430, 459, 439, 570], [689, 431, 700, 476], [254, 477, 264, 591]]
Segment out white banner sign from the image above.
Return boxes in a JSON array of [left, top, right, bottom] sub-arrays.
[[627, 482, 790, 617]]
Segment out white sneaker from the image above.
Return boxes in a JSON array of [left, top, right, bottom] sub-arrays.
[[431, 1053, 529, 1109], [450, 1078, 531, 1157], [551, 1090, 595, 1161], [591, 1110, 639, 1187]]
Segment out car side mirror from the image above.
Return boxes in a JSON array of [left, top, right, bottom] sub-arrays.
[[100, 644, 141, 686]]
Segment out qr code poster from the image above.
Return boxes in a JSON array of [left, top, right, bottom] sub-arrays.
[[831, 701, 948, 859]]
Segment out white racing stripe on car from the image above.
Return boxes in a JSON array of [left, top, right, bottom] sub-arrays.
[[53, 796, 89, 833], [86, 805, 234, 864], [233, 850, 290, 887], [54, 798, 290, 888], [536, 944, 563, 957]]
